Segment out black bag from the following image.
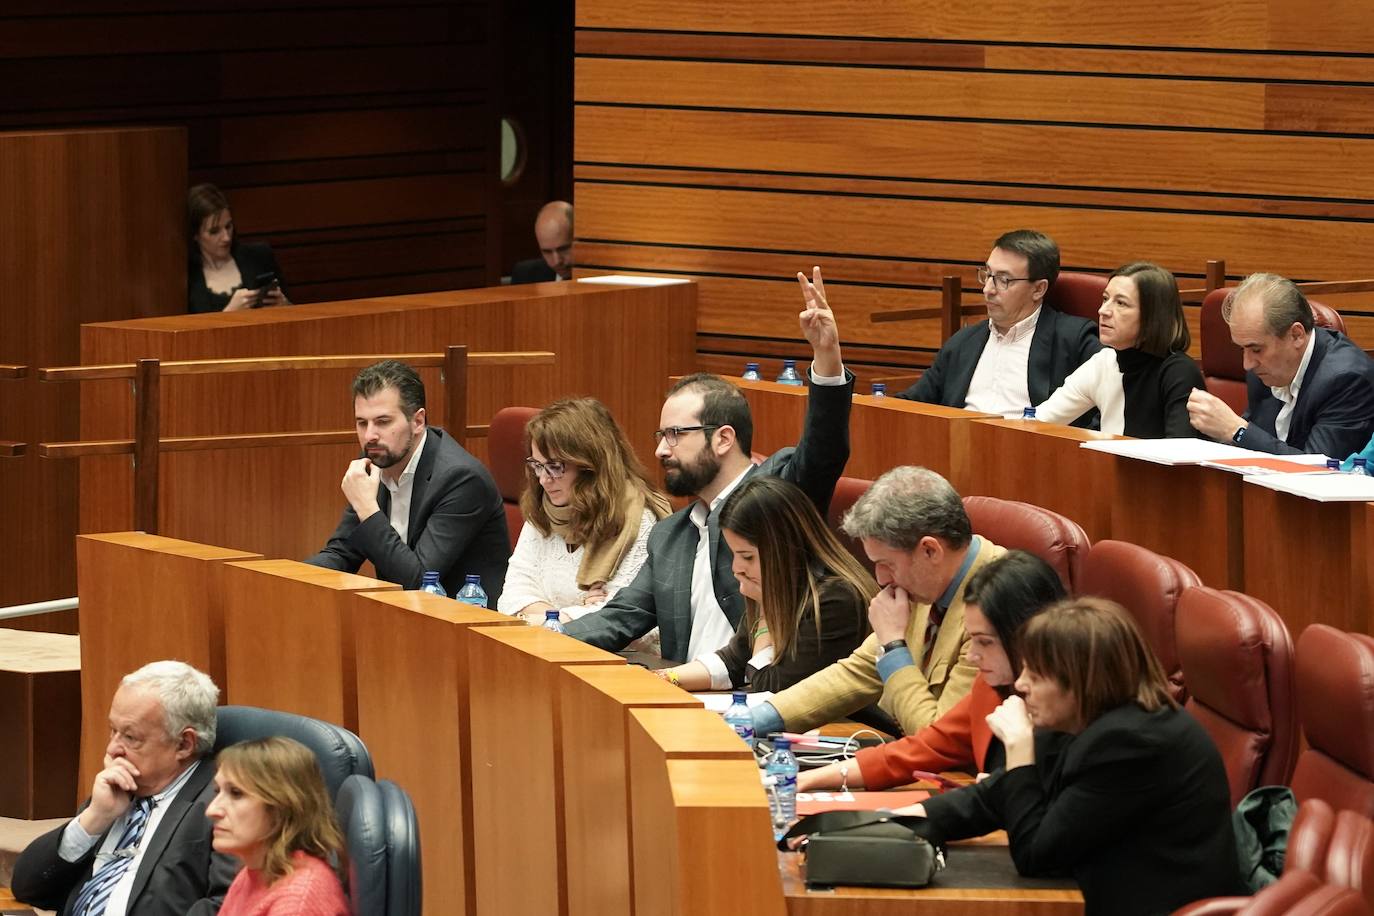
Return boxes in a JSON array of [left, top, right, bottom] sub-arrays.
[[779, 810, 946, 889]]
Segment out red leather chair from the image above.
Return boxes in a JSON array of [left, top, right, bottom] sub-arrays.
[[487, 406, 539, 549], [1283, 883, 1372, 916], [1175, 586, 1299, 804], [1290, 625, 1374, 818], [1200, 288, 1349, 415], [1292, 799, 1340, 878], [1075, 540, 1200, 702], [961, 496, 1089, 593], [1326, 810, 1374, 911], [1044, 271, 1107, 322], [825, 475, 873, 572]]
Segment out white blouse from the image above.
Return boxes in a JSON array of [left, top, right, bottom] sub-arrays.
[[497, 507, 658, 621]]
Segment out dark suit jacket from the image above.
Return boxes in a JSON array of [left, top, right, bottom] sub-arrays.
[[12, 760, 238, 916], [563, 372, 855, 661], [511, 257, 558, 284], [306, 426, 510, 603], [897, 308, 1101, 426], [919, 704, 1241, 916], [187, 241, 284, 314], [1241, 327, 1374, 457]]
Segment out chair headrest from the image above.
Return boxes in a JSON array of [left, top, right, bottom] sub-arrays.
[[380, 780, 422, 916], [1200, 287, 1244, 379], [1297, 626, 1374, 780], [1176, 587, 1291, 731], [489, 406, 540, 502], [338, 774, 388, 916], [1045, 272, 1107, 322], [962, 496, 1089, 593], [215, 706, 374, 801]]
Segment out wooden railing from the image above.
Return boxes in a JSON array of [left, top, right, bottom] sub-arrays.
[[35, 346, 555, 533], [0, 365, 27, 456]]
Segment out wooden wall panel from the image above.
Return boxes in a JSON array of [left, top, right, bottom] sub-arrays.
[[0, 3, 500, 311], [574, 10, 1374, 378]]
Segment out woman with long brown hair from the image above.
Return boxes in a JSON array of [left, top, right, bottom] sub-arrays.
[[656, 475, 874, 692], [207, 737, 348, 915], [498, 398, 671, 637]]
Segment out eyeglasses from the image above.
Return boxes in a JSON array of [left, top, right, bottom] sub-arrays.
[[653, 425, 718, 447], [524, 458, 568, 480], [976, 267, 1033, 292]]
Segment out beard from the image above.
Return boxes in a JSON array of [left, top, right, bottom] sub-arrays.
[[365, 429, 415, 470], [663, 449, 721, 497]]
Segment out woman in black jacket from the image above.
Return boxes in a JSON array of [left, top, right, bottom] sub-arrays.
[[187, 183, 290, 314], [656, 475, 873, 693], [899, 597, 1241, 916]]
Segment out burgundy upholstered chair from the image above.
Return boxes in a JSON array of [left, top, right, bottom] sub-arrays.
[[1290, 625, 1374, 818], [961, 496, 1089, 593], [1175, 586, 1299, 804], [1075, 540, 1200, 702], [1325, 810, 1374, 911], [1044, 271, 1108, 322], [1200, 287, 1349, 415], [487, 406, 539, 549], [825, 475, 874, 572]]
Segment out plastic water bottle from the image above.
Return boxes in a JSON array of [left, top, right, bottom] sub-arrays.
[[1022, 406, 1037, 420], [766, 738, 799, 839], [1352, 457, 1370, 476], [1327, 458, 1342, 472], [723, 692, 755, 750], [455, 574, 487, 608], [541, 609, 566, 634], [419, 571, 447, 598], [742, 362, 762, 381], [776, 359, 803, 386], [871, 383, 886, 397]]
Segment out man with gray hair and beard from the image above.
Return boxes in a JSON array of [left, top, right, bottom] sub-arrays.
[[13, 660, 237, 915], [752, 466, 1002, 738]]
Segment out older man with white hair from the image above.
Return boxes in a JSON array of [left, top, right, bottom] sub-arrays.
[[13, 660, 237, 916]]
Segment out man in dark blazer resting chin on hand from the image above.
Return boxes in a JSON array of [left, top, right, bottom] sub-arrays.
[[896, 229, 1101, 426], [306, 359, 510, 603], [12, 661, 237, 916], [563, 267, 854, 662]]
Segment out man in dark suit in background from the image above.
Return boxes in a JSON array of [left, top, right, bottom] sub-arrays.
[[306, 359, 510, 602], [563, 267, 853, 661], [1188, 272, 1374, 456], [13, 661, 237, 916], [511, 200, 574, 284], [896, 230, 1101, 425]]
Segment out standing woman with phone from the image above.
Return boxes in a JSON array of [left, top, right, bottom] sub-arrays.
[[187, 183, 291, 313]]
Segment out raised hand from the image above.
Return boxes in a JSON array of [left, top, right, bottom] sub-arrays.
[[796, 265, 842, 377], [985, 694, 1036, 767], [340, 458, 381, 520]]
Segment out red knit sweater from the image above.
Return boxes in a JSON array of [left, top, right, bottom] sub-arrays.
[[219, 851, 349, 916]]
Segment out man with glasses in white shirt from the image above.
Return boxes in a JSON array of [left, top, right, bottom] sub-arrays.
[[895, 230, 1101, 425], [563, 267, 854, 661]]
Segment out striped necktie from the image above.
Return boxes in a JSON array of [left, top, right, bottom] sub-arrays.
[[920, 605, 946, 671], [71, 796, 155, 916]]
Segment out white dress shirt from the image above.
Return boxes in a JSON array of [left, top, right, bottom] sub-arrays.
[[381, 429, 427, 544], [58, 760, 203, 916], [1273, 332, 1317, 443], [963, 308, 1042, 418]]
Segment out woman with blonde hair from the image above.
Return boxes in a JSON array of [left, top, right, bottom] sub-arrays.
[[207, 737, 348, 915], [656, 475, 874, 692], [498, 398, 671, 634]]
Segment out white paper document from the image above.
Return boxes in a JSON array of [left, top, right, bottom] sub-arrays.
[[1078, 438, 1275, 466], [575, 274, 691, 286], [1245, 473, 1374, 503]]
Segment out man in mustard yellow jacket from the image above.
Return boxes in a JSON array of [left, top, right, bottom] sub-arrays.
[[752, 466, 1000, 737]]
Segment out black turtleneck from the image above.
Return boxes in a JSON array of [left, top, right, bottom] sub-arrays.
[[1116, 347, 1205, 438]]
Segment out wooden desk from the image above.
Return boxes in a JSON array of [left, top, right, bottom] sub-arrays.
[[76, 280, 696, 563], [74, 532, 261, 786], [737, 381, 997, 492], [220, 559, 398, 730], [559, 667, 703, 916], [0, 630, 80, 818], [780, 847, 1084, 915], [466, 627, 622, 916], [965, 420, 1118, 543], [352, 593, 522, 916], [1241, 485, 1373, 636]]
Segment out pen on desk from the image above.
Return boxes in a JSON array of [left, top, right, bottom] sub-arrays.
[[909, 770, 960, 792]]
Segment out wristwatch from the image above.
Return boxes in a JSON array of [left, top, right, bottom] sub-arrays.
[[879, 638, 908, 656], [1232, 425, 1247, 444]]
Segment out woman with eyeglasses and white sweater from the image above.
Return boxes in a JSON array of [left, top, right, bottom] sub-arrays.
[[497, 398, 671, 648]]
